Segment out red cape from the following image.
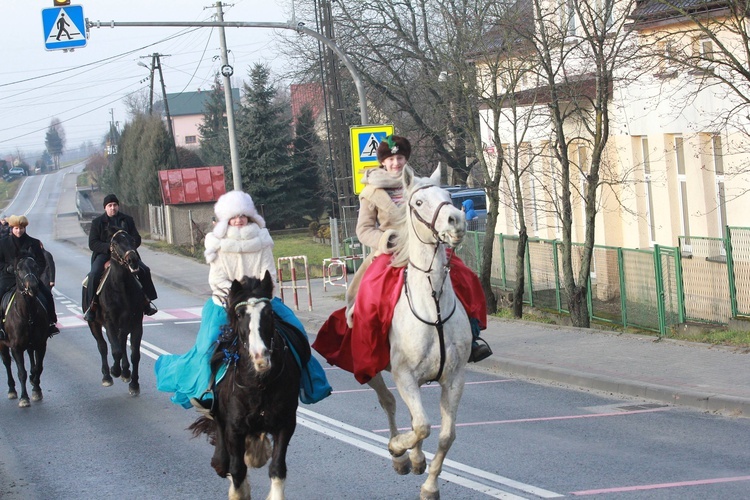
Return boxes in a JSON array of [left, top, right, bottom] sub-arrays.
[[313, 252, 486, 384]]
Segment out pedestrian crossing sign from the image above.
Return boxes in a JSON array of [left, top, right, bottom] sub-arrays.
[[42, 5, 87, 51], [350, 124, 394, 195]]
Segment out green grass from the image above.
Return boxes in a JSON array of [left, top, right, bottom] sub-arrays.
[[0, 178, 21, 213], [669, 328, 750, 348], [144, 232, 335, 279]]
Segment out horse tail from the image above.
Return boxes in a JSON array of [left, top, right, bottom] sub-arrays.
[[188, 416, 217, 443]]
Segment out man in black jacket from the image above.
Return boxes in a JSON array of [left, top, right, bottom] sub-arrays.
[[83, 194, 158, 321], [0, 215, 59, 340]]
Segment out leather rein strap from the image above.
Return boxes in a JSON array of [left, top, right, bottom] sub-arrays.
[[404, 184, 458, 382]]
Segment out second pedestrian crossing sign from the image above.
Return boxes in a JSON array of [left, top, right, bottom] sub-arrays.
[[350, 124, 394, 195], [42, 5, 87, 51]]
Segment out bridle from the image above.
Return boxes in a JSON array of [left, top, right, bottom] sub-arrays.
[[404, 183, 459, 382], [109, 230, 138, 272], [232, 296, 287, 385], [15, 257, 39, 296]]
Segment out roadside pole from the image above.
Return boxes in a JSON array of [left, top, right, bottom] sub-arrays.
[[87, 17, 370, 191]]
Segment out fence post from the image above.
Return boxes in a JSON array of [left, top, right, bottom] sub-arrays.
[[553, 240, 562, 313], [618, 247, 627, 328], [653, 244, 667, 338], [725, 226, 738, 318], [499, 233, 507, 289], [525, 239, 534, 308]]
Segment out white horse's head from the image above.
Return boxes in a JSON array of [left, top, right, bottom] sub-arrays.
[[402, 165, 466, 248]]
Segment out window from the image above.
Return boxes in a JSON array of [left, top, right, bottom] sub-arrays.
[[185, 135, 197, 144], [641, 137, 657, 246], [712, 134, 727, 239], [675, 136, 691, 251], [701, 39, 714, 61]]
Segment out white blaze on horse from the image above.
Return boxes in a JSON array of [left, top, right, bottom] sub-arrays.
[[368, 165, 471, 500]]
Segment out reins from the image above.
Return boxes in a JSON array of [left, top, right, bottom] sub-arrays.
[[109, 230, 138, 271], [404, 183, 459, 382]]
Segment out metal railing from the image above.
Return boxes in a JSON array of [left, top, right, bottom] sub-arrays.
[[455, 226, 750, 337]]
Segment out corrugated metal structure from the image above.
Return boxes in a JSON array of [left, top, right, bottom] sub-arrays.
[[158, 166, 226, 205]]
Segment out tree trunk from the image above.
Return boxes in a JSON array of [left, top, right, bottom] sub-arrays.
[[568, 285, 590, 328], [512, 229, 528, 318]]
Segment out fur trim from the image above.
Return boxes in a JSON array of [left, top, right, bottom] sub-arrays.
[[212, 190, 265, 238], [363, 167, 403, 189], [204, 224, 273, 264]]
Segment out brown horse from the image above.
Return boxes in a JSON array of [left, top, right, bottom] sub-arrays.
[[0, 256, 50, 407], [190, 272, 302, 500], [83, 228, 145, 396]]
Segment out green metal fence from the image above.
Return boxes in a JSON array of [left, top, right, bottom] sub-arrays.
[[458, 226, 750, 337]]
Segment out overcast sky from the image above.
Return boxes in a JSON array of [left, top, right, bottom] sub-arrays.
[[1, 0, 298, 161]]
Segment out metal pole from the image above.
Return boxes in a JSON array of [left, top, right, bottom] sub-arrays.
[[215, 2, 242, 191], [88, 19, 369, 125]]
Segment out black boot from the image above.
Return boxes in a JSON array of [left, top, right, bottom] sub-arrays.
[[48, 322, 60, 337], [144, 301, 158, 316], [468, 317, 493, 363], [83, 299, 97, 322]]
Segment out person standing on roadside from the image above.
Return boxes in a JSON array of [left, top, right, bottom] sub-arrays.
[[83, 194, 158, 321]]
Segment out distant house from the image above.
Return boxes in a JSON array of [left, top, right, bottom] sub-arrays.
[[161, 88, 240, 149], [290, 82, 325, 135]]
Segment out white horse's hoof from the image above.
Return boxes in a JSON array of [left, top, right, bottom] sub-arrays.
[[102, 379, 113, 387], [18, 398, 30, 408], [420, 485, 439, 500], [7, 391, 17, 400], [31, 390, 43, 402], [392, 454, 411, 475]]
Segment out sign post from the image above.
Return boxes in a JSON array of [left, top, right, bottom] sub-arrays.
[[350, 124, 394, 195], [42, 5, 87, 51]]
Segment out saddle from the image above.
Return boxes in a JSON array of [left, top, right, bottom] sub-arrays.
[[1, 287, 50, 324]]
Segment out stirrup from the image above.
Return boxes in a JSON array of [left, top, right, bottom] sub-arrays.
[[190, 397, 214, 420], [468, 338, 492, 363]]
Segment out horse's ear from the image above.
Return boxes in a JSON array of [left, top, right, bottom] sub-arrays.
[[230, 279, 243, 296], [429, 166, 440, 185], [261, 270, 273, 298], [402, 164, 415, 189]]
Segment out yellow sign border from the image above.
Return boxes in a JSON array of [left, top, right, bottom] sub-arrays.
[[350, 124, 394, 195]]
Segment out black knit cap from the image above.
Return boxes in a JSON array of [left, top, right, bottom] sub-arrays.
[[103, 194, 120, 207], [377, 135, 411, 163]]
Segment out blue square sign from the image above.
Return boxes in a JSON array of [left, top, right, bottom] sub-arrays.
[[42, 6, 87, 51]]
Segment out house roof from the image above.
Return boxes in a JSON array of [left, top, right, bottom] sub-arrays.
[[158, 166, 226, 205], [290, 83, 324, 126], [629, 0, 731, 25], [162, 88, 241, 117]]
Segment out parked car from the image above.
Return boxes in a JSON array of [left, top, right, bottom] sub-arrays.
[[8, 167, 26, 177], [450, 188, 487, 231]]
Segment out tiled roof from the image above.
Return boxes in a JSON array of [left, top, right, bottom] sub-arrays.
[[290, 83, 324, 125]]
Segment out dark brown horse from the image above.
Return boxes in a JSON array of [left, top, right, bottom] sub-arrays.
[[0, 256, 50, 407], [83, 228, 145, 396], [190, 272, 302, 500]]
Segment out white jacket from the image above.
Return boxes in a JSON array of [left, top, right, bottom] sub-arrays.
[[204, 224, 276, 306]]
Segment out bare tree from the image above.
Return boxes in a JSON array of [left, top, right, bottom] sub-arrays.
[[504, 0, 641, 327]]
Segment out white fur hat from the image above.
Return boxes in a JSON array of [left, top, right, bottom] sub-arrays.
[[212, 190, 265, 238]]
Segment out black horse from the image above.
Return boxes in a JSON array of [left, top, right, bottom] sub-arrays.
[[82, 228, 145, 396], [190, 271, 303, 500], [0, 256, 50, 407]]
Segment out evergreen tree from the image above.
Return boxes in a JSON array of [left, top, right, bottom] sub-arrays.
[[291, 105, 326, 223], [236, 64, 294, 229], [198, 76, 231, 171]]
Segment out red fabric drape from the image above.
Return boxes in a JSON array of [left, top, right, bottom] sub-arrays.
[[313, 252, 486, 384]]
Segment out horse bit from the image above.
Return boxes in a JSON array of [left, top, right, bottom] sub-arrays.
[[404, 184, 459, 382], [109, 230, 138, 270]]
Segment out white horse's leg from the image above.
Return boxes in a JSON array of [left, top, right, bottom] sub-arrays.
[[367, 373, 411, 475], [389, 371, 430, 459], [266, 477, 285, 500], [227, 475, 250, 500], [420, 371, 466, 500]]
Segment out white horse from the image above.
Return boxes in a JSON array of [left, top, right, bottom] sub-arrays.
[[367, 165, 471, 500]]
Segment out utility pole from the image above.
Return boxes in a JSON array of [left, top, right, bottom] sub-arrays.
[[215, 1, 242, 191], [152, 52, 180, 168]]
